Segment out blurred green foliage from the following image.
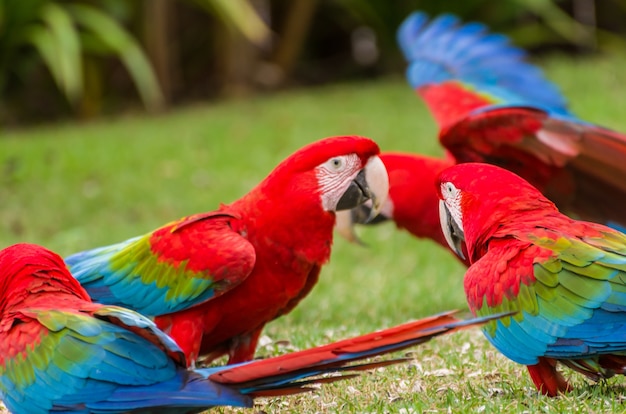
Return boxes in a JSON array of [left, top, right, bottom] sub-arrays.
[[0, 0, 270, 123], [1, 0, 625, 125], [326, 0, 623, 72], [190, 0, 269, 45], [0, 0, 162, 113]]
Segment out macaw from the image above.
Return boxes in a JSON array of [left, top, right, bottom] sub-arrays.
[[65, 135, 389, 366], [336, 152, 455, 252], [336, 11, 626, 252], [437, 162, 626, 396], [0, 243, 502, 413]]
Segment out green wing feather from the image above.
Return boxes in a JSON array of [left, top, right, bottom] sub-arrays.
[[0, 307, 180, 411], [466, 225, 626, 365], [66, 212, 257, 316]]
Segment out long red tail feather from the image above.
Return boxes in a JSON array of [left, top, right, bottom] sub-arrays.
[[208, 311, 509, 394]]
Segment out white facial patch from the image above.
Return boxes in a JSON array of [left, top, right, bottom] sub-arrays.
[[440, 181, 464, 232], [316, 154, 361, 211]]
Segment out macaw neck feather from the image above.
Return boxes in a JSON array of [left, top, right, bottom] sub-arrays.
[[466, 200, 561, 263], [383, 153, 453, 244], [230, 180, 334, 266]]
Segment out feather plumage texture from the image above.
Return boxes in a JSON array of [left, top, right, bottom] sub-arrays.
[[341, 12, 626, 251], [66, 136, 389, 366], [398, 12, 568, 116], [1, 243, 499, 413], [67, 212, 254, 316], [398, 11, 626, 227], [437, 163, 626, 396], [377, 153, 455, 248]]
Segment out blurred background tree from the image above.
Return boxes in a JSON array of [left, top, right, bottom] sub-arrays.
[[1, 0, 625, 126]]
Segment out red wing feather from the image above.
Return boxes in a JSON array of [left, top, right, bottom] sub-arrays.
[[418, 82, 497, 132], [441, 107, 626, 228]]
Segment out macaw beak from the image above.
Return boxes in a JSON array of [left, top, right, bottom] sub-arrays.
[[439, 200, 466, 260], [336, 155, 389, 220], [334, 202, 390, 245]]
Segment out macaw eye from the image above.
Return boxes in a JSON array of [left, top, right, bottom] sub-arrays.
[[325, 157, 345, 172], [442, 182, 458, 199]]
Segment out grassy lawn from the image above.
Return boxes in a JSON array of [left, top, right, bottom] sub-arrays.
[[2, 52, 626, 413]]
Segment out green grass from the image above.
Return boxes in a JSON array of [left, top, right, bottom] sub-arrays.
[[2, 52, 626, 413]]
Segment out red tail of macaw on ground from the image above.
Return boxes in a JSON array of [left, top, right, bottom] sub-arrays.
[[337, 12, 626, 253], [0, 243, 502, 413], [438, 163, 626, 396], [65, 136, 389, 366]]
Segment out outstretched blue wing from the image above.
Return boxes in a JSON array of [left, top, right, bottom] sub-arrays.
[[397, 11, 569, 113]]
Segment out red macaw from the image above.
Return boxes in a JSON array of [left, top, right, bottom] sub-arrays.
[[336, 152, 455, 251], [437, 163, 626, 396], [65, 135, 389, 366], [0, 242, 503, 413], [337, 12, 626, 252]]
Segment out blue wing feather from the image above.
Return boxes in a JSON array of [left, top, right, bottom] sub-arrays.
[[2, 307, 253, 414], [66, 237, 218, 316], [65, 238, 142, 284], [487, 317, 549, 365], [84, 372, 251, 413], [397, 11, 570, 113], [66, 215, 256, 318], [477, 233, 626, 368]]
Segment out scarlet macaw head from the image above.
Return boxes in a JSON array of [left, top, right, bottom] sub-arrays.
[[258, 135, 389, 221], [436, 162, 556, 263], [307, 136, 389, 219], [317, 150, 389, 218], [437, 174, 466, 260]]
